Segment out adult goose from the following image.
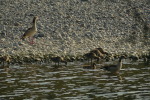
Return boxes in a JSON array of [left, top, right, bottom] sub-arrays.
[[96, 47, 109, 55], [101, 56, 125, 73], [21, 16, 38, 44]]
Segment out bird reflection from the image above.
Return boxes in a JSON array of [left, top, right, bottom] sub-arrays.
[[117, 74, 123, 82], [105, 72, 123, 82]]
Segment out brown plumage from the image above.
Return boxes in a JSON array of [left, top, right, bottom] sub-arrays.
[[96, 48, 109, 55], [51, 56, 67, 66], [90, 49, 104, 59], [21, 16, 38, 44]]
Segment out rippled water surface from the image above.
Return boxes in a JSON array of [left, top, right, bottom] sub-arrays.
[[0, 60, 150, 100]]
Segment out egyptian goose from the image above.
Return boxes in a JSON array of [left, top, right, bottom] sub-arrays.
[[101, 56, 125, 73], [83, 63, 96, 69], [96, 48, 109, 55], [51, 56, 67, 66], [21, 16, 38, 44], [90, 49, 104, 59]]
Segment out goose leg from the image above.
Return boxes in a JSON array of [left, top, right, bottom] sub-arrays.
[[28, 37, 32, 43], [31, 37, 35, 44], [30, 37, 35, 44]]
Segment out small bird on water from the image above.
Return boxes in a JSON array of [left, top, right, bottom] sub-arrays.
[[101, 56, 125, 74], [21, 16, 38, 44]]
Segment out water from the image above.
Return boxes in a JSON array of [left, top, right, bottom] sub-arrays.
[[0, 60, 150, 100]]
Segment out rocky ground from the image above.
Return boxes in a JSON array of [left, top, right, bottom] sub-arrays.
[[0, 0, 150, 60]]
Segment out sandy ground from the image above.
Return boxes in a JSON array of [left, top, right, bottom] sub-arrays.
[[0, 0, 150, 58]]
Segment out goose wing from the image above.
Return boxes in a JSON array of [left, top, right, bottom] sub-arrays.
[[21, 27, 32, 39], [23, 27, 33, 36]]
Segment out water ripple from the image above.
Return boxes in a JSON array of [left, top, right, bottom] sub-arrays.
[[0, 62, 149, 99]]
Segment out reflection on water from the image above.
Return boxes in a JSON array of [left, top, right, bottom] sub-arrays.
[[0, 60, 150, 100]]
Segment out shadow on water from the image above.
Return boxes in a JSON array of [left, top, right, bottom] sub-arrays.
[[0, 60, 150, 100]]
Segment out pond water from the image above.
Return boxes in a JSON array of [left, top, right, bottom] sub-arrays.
[[0, 59, 150, 100]]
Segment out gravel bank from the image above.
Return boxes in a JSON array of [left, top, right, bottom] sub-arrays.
[[0, 0, 150, 58]]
